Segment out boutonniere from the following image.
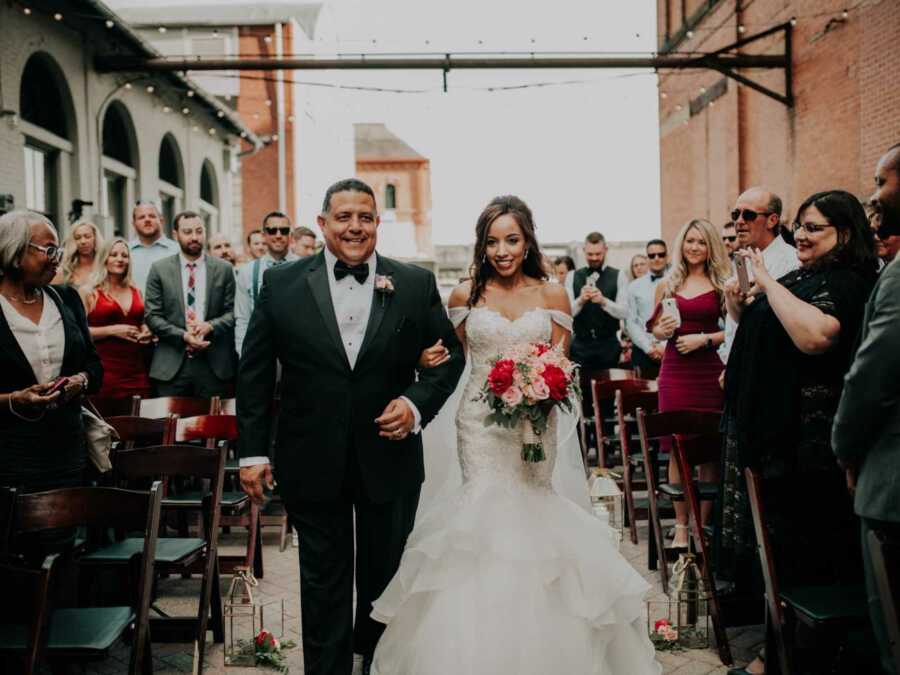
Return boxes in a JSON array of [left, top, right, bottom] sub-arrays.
[[375, 274, 395, 306]]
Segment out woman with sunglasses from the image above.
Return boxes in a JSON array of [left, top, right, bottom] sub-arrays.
[[0, 210, 102, 500], [718, 190, 878, 675]]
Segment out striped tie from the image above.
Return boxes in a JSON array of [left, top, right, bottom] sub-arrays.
[[186, 263, 197, 322]]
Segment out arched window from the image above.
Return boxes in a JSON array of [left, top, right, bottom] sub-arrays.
[[101, 102, 139, 236], [385, 183, 397, 210], [158, 134, 184, 236], [19, 52, 77, 228], [199, 161, 219, 232]]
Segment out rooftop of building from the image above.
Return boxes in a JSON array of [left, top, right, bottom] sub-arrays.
[[354, 123, 426, 161]]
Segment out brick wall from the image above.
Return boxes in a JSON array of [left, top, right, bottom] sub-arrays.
[[656, 0, 900, 243]]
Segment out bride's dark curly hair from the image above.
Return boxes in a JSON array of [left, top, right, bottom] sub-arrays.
[[467, 195, 547, 307]]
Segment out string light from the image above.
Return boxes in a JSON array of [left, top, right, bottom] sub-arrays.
[[842, 9, 849, 19], [23, 7, 31, 15], [790, 17, 798, 27], [124, 82, 132, 90], [162, 105, 171, 113], [158, 26, 167, 34], [181, 107, 190, 114], [264, 35, 272, 43], [240, 131, 248, 138], [272, 133, 279, 141], [700, 86, 707, 94], [145, 85, 155, 93], [187, 90, 195, 97], [660, 91, 668, 99], [105, 19, 114, 29], [217, 111, 225, 118], [53, 12, 62, 21], [686, 30, 694, 38], [208, 128, 216, 135], [738, 24, 746, 33], [265, 99, 272, 107]]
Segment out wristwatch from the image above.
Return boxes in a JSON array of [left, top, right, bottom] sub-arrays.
[[703, 333, 713, 349]]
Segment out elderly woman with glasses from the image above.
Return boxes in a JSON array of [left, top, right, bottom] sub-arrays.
[[0, 210, 103, 496], [717, 190, 878, 675]]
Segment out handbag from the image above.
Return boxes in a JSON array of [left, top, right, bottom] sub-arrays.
[[82, 399, 118, 473]]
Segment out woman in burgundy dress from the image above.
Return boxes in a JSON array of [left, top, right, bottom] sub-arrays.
[[80, 237, 152, 399], [649, 218, 731, 548]]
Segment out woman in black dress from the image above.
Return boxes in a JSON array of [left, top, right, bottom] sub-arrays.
[[717, 191, 878, 674]]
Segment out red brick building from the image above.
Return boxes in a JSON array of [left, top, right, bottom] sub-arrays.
[[655, 0, 900, 243]]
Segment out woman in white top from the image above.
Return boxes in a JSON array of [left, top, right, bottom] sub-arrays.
[[0, 210, 102, 496]]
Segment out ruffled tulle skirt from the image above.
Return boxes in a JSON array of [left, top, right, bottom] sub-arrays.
[[371, 476, 661, 675]]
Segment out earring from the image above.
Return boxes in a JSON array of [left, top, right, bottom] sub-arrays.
[[524, 249, 530, 259], [482, 254, 487, 264]]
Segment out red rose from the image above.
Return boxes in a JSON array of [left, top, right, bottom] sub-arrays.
[[534, 342, 550, 356], [541, 364, 569, 401], [488, 359, 516, 395], [256, 630, 272, 648], [654, 619, 670, 632]]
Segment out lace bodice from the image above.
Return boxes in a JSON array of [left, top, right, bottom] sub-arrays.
[[450, 306, 573, 490]]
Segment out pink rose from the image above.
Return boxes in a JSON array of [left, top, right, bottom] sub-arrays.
[[529, 377, 550, 400], [501, 386, 524, 407]]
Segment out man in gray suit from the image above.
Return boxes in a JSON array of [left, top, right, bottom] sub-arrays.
[[145, 211, 236, 397], [832, 144, 900, 675]]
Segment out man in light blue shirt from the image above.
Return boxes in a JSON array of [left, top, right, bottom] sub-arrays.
[[129, 202, 178, 294], [234, 211, 298, 355], [625, 239, 669, 378]]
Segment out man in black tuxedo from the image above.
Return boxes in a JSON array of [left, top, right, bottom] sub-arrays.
[[238, 178, 464, 675]]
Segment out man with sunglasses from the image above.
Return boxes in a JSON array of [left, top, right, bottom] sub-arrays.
[[719, 187, 799, 364], [721, 221, 738, 259], [625, 239, 668, 378], [235, 211, 299, 355]]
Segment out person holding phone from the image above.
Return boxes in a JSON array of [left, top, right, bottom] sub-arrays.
[[649, 219, 731, 548], [0, 210, 103, 497]]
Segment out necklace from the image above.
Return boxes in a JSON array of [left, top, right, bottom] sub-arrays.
[[1, 288, 40, 305]]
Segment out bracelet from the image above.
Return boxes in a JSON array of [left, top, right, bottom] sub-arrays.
[[8, 393, 44, 422]]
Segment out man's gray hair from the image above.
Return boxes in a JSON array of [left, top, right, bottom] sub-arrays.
[[0, 210, 55, 275]]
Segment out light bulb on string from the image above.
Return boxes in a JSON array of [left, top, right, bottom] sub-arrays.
[[105, 20, 114, 29], [53, 12, 62, 21], [23, 7, 31, 15], [790, 17, 798, 27]]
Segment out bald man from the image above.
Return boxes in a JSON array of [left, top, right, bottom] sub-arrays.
[[872, 144, 900, 265]]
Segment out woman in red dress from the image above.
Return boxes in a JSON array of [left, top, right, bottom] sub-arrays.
[[80, 237, 152, 399], [649, 218, 731, 548]]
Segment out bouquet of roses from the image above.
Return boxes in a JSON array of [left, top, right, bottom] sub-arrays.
[[476, 341, 580, 462]]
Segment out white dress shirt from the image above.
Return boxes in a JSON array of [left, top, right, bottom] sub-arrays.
[[625, 273, 666, 355], [0, 290, 64, 384], [719, 235, 801, 363], [572, 266, 629, 320], [130, 235, 178, 294], [235, 252, 298, 355], [240, 248, 422, 468], [179, 253, 207, 323]]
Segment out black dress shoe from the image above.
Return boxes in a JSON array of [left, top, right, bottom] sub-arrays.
[[362, 654, 373, 675]]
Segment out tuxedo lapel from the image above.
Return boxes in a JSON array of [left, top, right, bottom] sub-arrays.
[[356, 254, 394, 368], [306, 252, 351, 370]]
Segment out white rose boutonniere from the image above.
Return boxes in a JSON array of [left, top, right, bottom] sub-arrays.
[[375, 274, 395, 306]]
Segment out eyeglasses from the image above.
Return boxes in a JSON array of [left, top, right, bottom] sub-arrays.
[[722, 236, 737, 243], [790, 221, 835, 235], [264, 227, 291, 236], [28, 241, 63, 263], [731, 208, 772, 222], [646, 252, 667, 259]]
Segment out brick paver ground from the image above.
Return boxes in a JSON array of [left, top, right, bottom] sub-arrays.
[[83, 516, 764, 674]]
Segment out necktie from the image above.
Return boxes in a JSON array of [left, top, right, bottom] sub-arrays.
[[334, 260, 369, 284], [186, 263, 197, 322]]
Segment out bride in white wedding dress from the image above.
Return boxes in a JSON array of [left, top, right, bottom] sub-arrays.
[[371, 196, 661, 675]]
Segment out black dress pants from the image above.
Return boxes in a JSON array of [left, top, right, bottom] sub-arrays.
[[285, 449, 420, 675], [151, 353, 231, 399]]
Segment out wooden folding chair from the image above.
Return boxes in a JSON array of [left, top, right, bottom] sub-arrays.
[[1, 484, 162, 675], [137, 396, 219, 419], [672, 431, 732, 666], [0, 553, 57, 675], [106, 414, 176, 451], [615, 387, 660, 544], [578, 368, 637, 467], [869, 526, 900, 674], [592, 377, 657, 469], [173, 415, 264, 578], [88, 394, 140, 417], [636, 408, 720, 592], [107, 444, 227, 668], [745, 468, 871, 675]]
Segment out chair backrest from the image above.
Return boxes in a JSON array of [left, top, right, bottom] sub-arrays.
[[673, 431, 722, 469], [637, 409, 721, 443], [0, 553, 58, 674], [578, 368, 637, 415], [0, 486, 15, 557], [744, 468, 792, 675], [106, 415, 176, 450], [615, 388, 659, 463], [137, 396, 218, 419], [868, 527, 900, 675], [174, 414, 238, 448], [88, 395, 140, 417], [216, 398, 236, 415]]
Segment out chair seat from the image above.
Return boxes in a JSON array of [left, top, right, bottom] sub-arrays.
[[780, 584, 870, 624], [82, 537, 206, 564], [658, 480, 718, 499], [0, 607, 134, 652], [225, 459, 240, 472], [164, 490, 248, 508]]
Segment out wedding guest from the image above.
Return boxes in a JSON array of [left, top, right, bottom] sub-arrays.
[[628, 253, 649, 281], [833, 145, 900, 675], [870, 144, 900, 266], [626, 239, 668, 378], [81, 237, 152, 399], [722, 221, 738, 259], [53, 220, 103, 286], [649, 220, 729, 547], [553, 255, 575, 285], [235, 212, 298, 356], [571, 232, 628, 370], [719, 187, 799, 364], [246, 229, 268, 260], [0, 210, 102, 495], [129, 201, 178, 294], [145, 211, 236, 397], [292, 225, 318, 258], [208, 233, 237, 266], [719, 190, 878, 675]]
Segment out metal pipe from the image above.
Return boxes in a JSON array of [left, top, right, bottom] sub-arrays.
[[274, 23, 287, 214]]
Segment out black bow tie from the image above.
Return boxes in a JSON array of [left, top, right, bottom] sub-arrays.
[[334, 260, 369, 284], [651, 273, 664, 281]]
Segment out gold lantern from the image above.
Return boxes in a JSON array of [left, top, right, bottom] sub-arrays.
[[223, 567, 287, 668]]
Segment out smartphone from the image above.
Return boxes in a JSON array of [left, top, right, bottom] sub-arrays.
[[735, 255, 751, 294], [661, 298, 682, 328], [585, 272, 599, 289], [47, 377, 69, 396]]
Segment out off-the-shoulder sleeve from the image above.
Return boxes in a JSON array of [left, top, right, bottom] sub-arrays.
[[547, 309, 573, 332], [448, 306, 470, 328]]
